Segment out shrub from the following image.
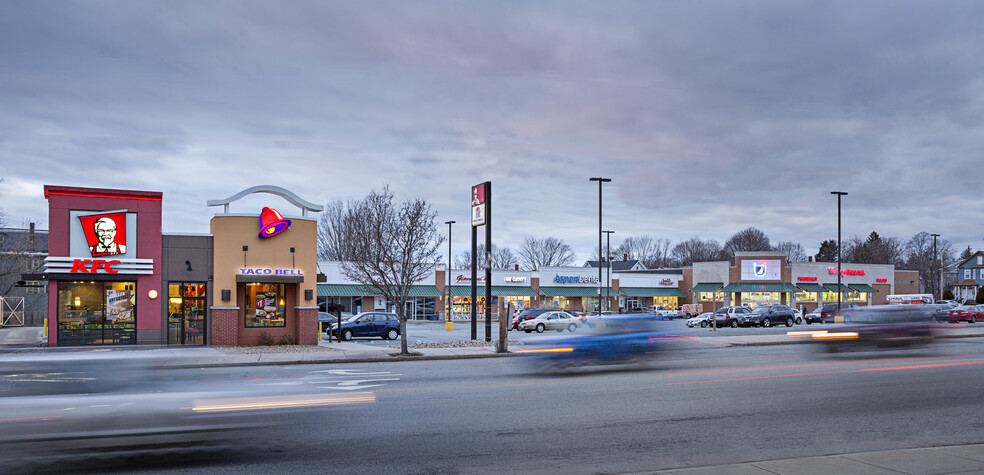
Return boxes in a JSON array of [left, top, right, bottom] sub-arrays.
[[943, 289, 954, 300], [256, 332, 275, 346], [278, 334, 295, 346], [977, 286, 984, 304]]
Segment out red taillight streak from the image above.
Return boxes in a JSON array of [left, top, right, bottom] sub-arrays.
[[0, 415, 64, 422], [669, 360, 984, 385]]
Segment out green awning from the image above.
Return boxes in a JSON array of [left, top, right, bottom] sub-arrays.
[[691, 282, 723, 293], [448, 286, 538, 297], [823, 283, 851, 292], [620, 287, 687, 298], [539, 286, 616, 297], [796, 283, 826, 293], [317, 284, 440, 297], [848, 283, 878, 293], [723, 283, 800, 293]]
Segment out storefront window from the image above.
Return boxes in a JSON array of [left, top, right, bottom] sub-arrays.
[[245, 283, 286, 327], [57, 281, 136, 345], [547, 296, 570, 310], [699, 291, 723, 302], [821, 290, 867, 302], [653, 296, 679, 309], [452, 296, 486, 318], [795, 291, 819, 302], [734, 292, 780, 309], [504, 296, 531, 312]]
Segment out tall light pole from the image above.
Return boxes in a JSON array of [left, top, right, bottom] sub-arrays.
[[445, 220, 455, 323], [831, 191, 848, 312], [931, 233, 940, 301], [603, 230, 614, 312], [589, 177, 611, 316]]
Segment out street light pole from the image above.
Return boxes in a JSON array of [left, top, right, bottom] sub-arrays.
[[445, 220, 455, 324], [603, 230, 614, 312], [589, 177, 611, 316], [831, 191, 848, 313], [931, 233, 940, 301]]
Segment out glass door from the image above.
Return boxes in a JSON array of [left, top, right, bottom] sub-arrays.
[[168, 283, 206, 345]]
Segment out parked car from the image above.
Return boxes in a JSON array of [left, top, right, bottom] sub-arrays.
[[926, 304, 950, 323], [510, 308, 552, 331], [820, 303, 861, 323], [936, 300, 958, 308], [812, 305, 936, 351], [334, 312, 401, 341], [686, 312, 713, 328], [745, 304, 798, 327], [804, 307, 823, 324], [713, 306, 752, 328], [318, 312, 354, 333], [519, 311, 581, 333], [946, 305, 979, 323]]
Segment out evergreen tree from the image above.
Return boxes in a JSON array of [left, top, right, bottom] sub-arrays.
[[815, 240, 839, 262]]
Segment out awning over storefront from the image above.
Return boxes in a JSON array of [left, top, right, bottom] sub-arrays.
[[691, 282, 723, 293], [822, 283, 851, 293], [723, 283, 800, 293], [317, 284, 440, 297], [796, 283, 826, 293], [448, 286, 538, 297], [848, 283, 878, 293], [539, 287, 616, 297], [620, 287, 687, 298]]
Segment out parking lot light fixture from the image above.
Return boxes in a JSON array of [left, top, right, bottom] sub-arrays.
[[589, 177, 611, 316], [831, 191, 848, 312]]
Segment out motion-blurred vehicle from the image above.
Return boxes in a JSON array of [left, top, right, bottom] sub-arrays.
[[803, 307, 823, 324], [713, 306, 752, 328], [510, 308, 552, 331], [518, 316, 691, 371], [925, 304, 950, 323], [519, 311, 581, 333], [745, 304, 797, 327], [333, 312, 401, 340], [820, 303, 860, 323], [804, 304, 936, 351], [583, 310, 618, 328], [686, 312, 713, 328], [946, 305, 979, 323]]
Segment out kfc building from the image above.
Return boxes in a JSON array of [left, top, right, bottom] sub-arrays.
[[44, 186, 163, 346]]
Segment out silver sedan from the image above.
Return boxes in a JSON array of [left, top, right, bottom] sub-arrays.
[[519, 311, 582, 333]]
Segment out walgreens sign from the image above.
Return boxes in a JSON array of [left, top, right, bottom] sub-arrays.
[[829, 267, 865, 276]]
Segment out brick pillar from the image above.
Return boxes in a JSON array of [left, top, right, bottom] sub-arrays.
[[296, 307, 318, 346], [211, 307, 240, 346]]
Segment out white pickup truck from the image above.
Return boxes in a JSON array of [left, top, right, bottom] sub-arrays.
[[645, 305, 679, 319]]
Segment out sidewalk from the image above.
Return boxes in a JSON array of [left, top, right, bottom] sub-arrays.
[[650, 443, 984, 474]]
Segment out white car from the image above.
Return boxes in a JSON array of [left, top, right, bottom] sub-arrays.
[[519, 311, 581, 333], [686, 312, 713, 328]]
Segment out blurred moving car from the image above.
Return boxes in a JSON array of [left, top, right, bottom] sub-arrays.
[[946, 305, 979, 323], [925, 304, 950, 323], [333, 312, 401, 340], [713, 306, 752, 328], [802, 304, 936, 351], [510, 308, 552, 331], [519, 311, 581, 333], [820, 303, 860, 323], [803, 307, 823, 324], [745, 304, 797, 327], [518, 316, 690, 371], [686, 312, 713, 328]]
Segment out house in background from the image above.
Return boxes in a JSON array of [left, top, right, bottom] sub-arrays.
[[953, 250, 984, 303], [0, 223, 49, 325]]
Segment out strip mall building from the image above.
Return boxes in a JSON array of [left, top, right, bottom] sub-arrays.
[[41, 185, 919, 347]]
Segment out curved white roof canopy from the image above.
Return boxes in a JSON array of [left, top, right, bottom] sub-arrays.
[[207, 185, 324, 216]]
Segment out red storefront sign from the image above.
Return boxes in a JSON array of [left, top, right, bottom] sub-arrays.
[[797, 276, 818, 281], [828, 267, 865, 276], [70, 259, 121, 274]]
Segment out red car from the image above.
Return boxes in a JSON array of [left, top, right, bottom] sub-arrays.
[[946, 305, 979, 323]]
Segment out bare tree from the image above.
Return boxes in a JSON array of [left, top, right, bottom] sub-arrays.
[[338, 186, 445, 355], [316, 200, 348, 261], [844, 231, 904, 265], [723, 227, 771, 259], [903, 231, 954, 296], [772, 241, 807, 262], [606, 236, 675, 269], [454, 244, 517, 270], [517, 235, 576, 270], [671, 237, 725, 267]]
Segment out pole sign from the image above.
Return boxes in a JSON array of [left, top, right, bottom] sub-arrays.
[[471, 183, 487, 227]]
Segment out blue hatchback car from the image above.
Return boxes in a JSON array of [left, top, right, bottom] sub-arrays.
[[335, 312, 401, 341]]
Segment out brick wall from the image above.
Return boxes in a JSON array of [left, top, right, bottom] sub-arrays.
[[296, 307, 318, 345], [211, 307, 239, 346]]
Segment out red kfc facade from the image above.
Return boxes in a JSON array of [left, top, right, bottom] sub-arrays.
[[44, 186, 163, 346]]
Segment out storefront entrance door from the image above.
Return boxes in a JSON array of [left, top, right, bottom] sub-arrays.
[[168, 283, 206, 345]]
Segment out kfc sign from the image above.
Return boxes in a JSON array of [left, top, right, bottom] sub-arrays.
[[70, 259, 121, 273], [79, 211, 127, 257]]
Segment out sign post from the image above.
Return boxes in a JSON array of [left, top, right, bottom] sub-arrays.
[[470, 182, 491, 341]]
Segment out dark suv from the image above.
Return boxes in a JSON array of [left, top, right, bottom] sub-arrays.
[[820, 303, 860, 323], [510, 308, 552, 331], [745, 304, 798, 327], [335, 312, 400, 341]]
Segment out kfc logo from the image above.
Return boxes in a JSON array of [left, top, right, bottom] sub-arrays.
[[79, 212, 127, 257]]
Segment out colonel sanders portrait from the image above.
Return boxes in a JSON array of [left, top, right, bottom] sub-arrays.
[[90, 216, 126, 256]]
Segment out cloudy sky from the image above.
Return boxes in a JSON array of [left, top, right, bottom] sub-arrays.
[[1, 0, 982, 263]]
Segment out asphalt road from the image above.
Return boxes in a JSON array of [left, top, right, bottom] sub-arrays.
[[80, 337, 981, 474]]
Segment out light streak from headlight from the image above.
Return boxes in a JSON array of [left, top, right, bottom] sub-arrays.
[[516, 348, 575, 354], [811, 332, 859, 340], [188, 392, 376, 413]]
